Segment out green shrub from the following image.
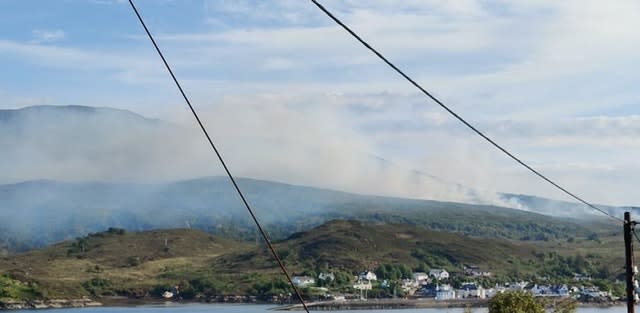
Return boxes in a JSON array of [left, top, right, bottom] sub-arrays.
[[250, 277, 289, 299], [82, 278, 113, 296], [126, 256, 141, 267], [488, 291, 544, 313]]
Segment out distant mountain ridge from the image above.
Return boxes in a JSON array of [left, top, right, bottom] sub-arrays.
[[0, 105, 163, 124], [0, 104, 190, 184], [0, 176, 618, 254], [0, 105, 628, 253]]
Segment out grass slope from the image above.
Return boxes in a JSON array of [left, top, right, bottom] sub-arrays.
[[215, 220, 624, 289], [0, 228, 249, 299], [216, 220, 535, 275], [0, 220, 625, 302]]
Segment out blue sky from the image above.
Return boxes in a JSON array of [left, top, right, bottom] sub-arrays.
[[2, 0, 640, 207]]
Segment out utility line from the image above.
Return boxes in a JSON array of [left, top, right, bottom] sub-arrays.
[[631, 227, 639, 268], [632, 226, 640, 246], [126, 1, 311, 312], [309, 0, 622, 223]]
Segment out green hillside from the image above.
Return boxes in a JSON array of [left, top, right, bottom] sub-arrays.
[[217, 220, 534, 274], [326, 204, 615, 241], [0, 228, 249, 299], [0, 220, 625, 303]]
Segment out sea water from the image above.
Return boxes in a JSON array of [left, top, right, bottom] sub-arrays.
[[15, 303, 630, 313]]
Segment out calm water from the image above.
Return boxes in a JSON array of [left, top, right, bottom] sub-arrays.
[[16, 303, 630, 313]]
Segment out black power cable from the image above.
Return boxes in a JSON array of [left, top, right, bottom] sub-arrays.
[[127, 1, 311, 312], [309, 0, 622, 223]]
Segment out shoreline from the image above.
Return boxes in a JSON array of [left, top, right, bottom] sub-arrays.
[[274, 298, 489, 311], [1, 296, 625, 311], [275, 299, 626, 311], [0, 298, 103, 310]]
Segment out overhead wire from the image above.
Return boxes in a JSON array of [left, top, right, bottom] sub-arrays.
[[126, 0, 625, 305], [631, 226, 639, 270], [632, 225, 640, 246], [309, 0, 623, 223], [126, 1, 311, 312]]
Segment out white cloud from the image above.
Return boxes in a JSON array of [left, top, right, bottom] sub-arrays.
[[203, 0, 323, 26], [3, 0, 640, 207], [131, 0, 638, 122], [31, 29, 65, 43], [0, 38, 166, 85], [88, 0, 125, 5], [261, 57, 295, 71]]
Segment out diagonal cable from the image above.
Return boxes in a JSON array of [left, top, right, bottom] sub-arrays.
[[127, 1, 311, 311], [309, 0, 622, 223]]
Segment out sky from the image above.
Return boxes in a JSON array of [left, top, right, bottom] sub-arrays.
[[1, 0, 640, 207]]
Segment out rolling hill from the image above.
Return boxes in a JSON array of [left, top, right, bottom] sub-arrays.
[[214, 220, 537, 274], [0, 220, 624, 302], [0, 227, 249, 299]]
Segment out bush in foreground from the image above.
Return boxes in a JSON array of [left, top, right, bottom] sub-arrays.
[[488, 291, 544, 313]]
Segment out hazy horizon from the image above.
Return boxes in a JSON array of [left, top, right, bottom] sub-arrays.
[[2, 1, 640, 208]]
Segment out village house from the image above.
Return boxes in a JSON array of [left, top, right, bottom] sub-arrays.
[[429, 269, 449, 280], [359, 271, 377, 281], [292, 276, 315, 287], [456, 282, 486, 299], [579, 286, 609, 299], [401, 279, 419, 295], [421, 283, 438, 297], [463, 265, 492, 277], [489, 281, 528, 297], [529, 284, 570, 297], [574, 273, 592, 281], [529, 284, 549, 296], [412, 272, 429, 283], [555, 285, 570, 296], [502, 281, 529, 291], [318, 272, 335, 282], [435, 284, 455, 300], [485, 287, 499, 298]]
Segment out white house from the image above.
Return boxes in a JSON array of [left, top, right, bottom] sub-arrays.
[[574, 273, 592, 281], [580, 286, 608, 298], [530, 284, 552, 296], [556, 285, 570, 297], [457, 283, 486, 299], [413, 272, 429, 282], [429, 269, 449, 280], [318, 272, 335, 281], [510, 281, 530, 290], [292, 276, 315, 287], [401, 279, 416, 288], [359, 271, 377, 281], [464, 265, 492, 277], [435, 284, 455, 300], [498, 281, 529, 292]]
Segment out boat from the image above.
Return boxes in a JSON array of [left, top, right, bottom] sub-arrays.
[[162, 291, 174, 299]]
